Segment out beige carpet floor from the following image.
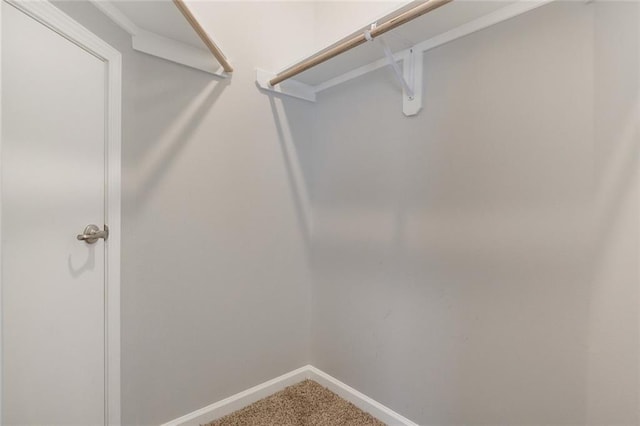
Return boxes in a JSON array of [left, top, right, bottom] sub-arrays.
[[204, 379, 386, 426]]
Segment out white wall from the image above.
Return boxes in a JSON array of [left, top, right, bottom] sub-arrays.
[[49, 1, 640, 425], [53, 2, 316, 424], [309, 1, 639, 424]]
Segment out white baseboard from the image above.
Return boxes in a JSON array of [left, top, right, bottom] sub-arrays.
[[160, 365, 417, 426], [305, 366, 418, 426], [159, 366, 310, 426]]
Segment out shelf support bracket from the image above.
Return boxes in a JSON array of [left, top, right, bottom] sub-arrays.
[[365, 25, 421, 116], [376, 36, 414, 99], [403, 47, 423, 116]]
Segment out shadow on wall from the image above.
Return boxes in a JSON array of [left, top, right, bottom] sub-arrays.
[[586, 85, 640, 426], [126, 69, 230, 209], [585, 2, 640, 422], [267, 92, 314, 249]]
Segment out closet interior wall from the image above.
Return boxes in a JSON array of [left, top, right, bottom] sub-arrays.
[[308, 2, 639, 425], [52, 2, 316, 424], [45, 1, 639, 425]]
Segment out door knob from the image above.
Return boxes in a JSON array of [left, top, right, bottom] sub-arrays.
[[77, 224, 109, 244]]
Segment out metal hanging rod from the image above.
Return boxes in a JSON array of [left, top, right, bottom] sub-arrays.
[[269, 0, 452, 87], [172, 0, 234, 73]]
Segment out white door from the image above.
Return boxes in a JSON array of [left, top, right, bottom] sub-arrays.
[[2, 2, 112, 424]]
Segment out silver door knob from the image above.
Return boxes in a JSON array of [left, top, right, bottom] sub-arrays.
[[77, 224, 109, 244]]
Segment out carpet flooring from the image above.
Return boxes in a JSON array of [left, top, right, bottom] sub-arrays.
[[204, 379, 386, 426]]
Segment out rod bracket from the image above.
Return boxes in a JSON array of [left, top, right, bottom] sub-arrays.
[[369, 35, 422, 116], [256, 69, 316, 102], [363, 23, 377, 42]]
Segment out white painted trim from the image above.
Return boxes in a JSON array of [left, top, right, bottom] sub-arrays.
[[133, 30, 228, 77], [0, 3, 4, 422], [313, 53, 397, 93], [306, 366, 418, 426], [637, 5, 640, 422], [88, 0, 229, 77], [160, 365, 417, 426], [256, 68, 317, 102], [90, 0, 138, 36], [160, 366, 311, 426], [105, 28, 122, 426], [412, 0, 554, 54], [0, 1, 122, 424]]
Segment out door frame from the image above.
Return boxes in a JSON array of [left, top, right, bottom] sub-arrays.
[[0, 1, 122, 424]]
